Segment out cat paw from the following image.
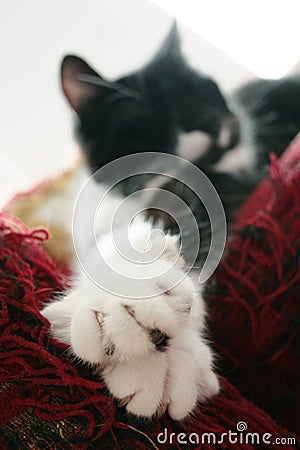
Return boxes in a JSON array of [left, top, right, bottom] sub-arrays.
[[41, 219, 219, 419], [102, 353, 169, 417], [42, 273, 219, 419], [102, 329, 219, 420]]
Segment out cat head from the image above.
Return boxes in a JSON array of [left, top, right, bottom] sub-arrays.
[[61, 23, 239, 172]]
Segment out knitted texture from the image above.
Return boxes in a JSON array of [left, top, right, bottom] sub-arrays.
[[205, 136, 300, 436], [0, 137, 300, 448]]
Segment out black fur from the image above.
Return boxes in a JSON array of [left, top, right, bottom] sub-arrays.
[[234, 75, 300, 166], [61, 24, 300, 175]]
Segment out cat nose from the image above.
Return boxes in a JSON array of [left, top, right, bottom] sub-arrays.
[[216, 115, 240, 150]]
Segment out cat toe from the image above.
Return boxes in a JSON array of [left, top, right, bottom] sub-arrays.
[[198, 371, 220, 402]]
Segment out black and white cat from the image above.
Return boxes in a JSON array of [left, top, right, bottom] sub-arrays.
[[41, 24, 300, 420]]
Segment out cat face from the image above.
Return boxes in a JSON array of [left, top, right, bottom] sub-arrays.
[[61, 24, 239, 172]]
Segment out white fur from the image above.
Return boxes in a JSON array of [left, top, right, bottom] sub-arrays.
[[41, 201, 219, 419], [176, 130, 211, 161], [176, 113, 255, 174], [213, 142, 255, 173], [216, 125, 231, 148], [214, 97, 255, 173]]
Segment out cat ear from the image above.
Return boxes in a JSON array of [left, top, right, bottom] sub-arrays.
[[150, 21, 182, 64], [61, 55, 103, 112]]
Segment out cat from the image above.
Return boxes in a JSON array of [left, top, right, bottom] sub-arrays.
[[41, 23, 300, 420], [59, 23, 300, 249]]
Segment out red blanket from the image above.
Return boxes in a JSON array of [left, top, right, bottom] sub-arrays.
[[0, 137, 299, 449]]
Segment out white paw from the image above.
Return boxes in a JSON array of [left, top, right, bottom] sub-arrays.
[[42, 282, 219, 419], [41, 219, 219, 419]]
